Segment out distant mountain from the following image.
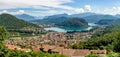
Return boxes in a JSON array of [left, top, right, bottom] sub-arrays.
[[70, 12, 96, 18], [96, 18, 120, 26], [56, 18, 88, 27], [31, 12, 119, 24], [35, 16, 44, 19], [44, 13, 68, 19], [32, 13, 69, 24], [69, 13, 119, 23], [111, 19, 120, 26], [15, 14, 36, 21], [115, 14, 120, 18], [96, 19, 114, 25], [0, 13, 38, 29], [83, 15, 118, 23]]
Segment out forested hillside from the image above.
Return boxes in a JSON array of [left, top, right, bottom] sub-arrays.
[[0, 13, 38, 29], [56, 18, 89, 27]]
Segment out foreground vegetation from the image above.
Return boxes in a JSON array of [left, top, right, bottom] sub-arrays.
[[0, 26, 68, 57], [71, 25, 120, 57]]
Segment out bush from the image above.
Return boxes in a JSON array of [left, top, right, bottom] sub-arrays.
[[85, 53, 99, 57]]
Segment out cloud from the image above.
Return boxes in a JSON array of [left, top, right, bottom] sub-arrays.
[[113, 7, 117, 10], [84, 5, 91, 11], [0, 0, 86, 16], [75, 8, 84, 13], [2, 10, 8, 13], [95, 6, 120, 15], [0, 10, 25, 15], [17, 10, 25, 14], [0, 0, 73, 10]]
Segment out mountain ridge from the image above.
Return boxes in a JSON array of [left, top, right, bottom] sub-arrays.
[[31, 12, 119, 24], [0, 13, 39, 29]]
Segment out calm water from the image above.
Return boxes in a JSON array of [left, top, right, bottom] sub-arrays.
[[44, 23, 97, 32]]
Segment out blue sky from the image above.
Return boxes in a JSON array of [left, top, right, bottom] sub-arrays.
[[0, 0, 120, 16]]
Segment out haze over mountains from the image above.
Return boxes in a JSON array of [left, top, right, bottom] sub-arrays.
[[17, 12, 119, 24], [1, 12, 120, 29], [15, 14, 36, 21]]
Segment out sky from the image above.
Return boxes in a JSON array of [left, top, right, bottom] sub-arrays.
[[0, 0, 120, 16]]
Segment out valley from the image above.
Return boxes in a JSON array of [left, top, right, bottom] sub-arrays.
[[0, 13, 111, 57], [1, 7, 120, 57]]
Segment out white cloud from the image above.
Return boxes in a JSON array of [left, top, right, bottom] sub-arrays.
[[0, 0, 73, 10], [84, 5, 91, 11], [0, 0, 86, 15], [0, 10, 25, 15], [95, 6, 120, 15], [75, 8, 84, 13], [2, 10, 8, 13], [113, 7, 117, 10], [17, 10, 25, 14]]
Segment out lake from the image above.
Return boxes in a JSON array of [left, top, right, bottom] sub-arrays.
[[44, 23, 97, 32]]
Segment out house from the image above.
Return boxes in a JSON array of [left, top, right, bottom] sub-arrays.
[[62, 49, 75, 56], [32, 46, 40, 52], [5, 44, 21, 50], [37, 44, 107, 57], [5, 44, 31, 52], [72, 49, 90, 57]]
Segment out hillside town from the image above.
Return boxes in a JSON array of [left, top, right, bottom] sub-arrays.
[[4, 26, 106, 57]]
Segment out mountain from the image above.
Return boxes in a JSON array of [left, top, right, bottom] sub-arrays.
[[96, 18, 120, 26], [83, 15, 118, 23], [15, 14, 36, 21], [44, 13, 68, 19], [32, 13, 69, 24], [35, 16, 44, 19], [56, 18, 88, 27], [70, 12, 96, 18], [96, 19, 114, 25], [31, 12, 119, 24], [111, 19, 120, 26], [115, 14, 120, 18], [0, 13, 39, 29]]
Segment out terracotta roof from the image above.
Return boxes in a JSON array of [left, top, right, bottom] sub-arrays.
[[5, 44, 21, 50], [32, 44, 107, 57], [52, 47, 64, 53], [40, 45, 56, 51], [72, 49, 90, 56], [32, 46, 40, 52], [62, 49, 75, 56]]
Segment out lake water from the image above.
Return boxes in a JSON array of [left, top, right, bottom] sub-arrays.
[[44, 23, 97, 32]]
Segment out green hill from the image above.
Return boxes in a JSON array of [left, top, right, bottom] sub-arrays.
[[0, 13, 39, 29], [96, 19, 114, 25], [56, 18, 89, 27]]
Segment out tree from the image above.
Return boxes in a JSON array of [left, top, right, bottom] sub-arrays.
[[0, 26, 8, 41], [85, 53, 99, 57], [112, 34, 120, 52]]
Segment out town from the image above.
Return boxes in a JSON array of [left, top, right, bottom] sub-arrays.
[[4, 25, 107, 57]]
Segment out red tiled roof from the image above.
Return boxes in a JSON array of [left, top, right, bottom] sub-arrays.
[[72, 49, 90, 56], [62, 49, 75, 56], [52, 47, 64, 53], [5, 44, 21, 50], [40, 44, 56, 51], [32, 46, 40, 52]]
